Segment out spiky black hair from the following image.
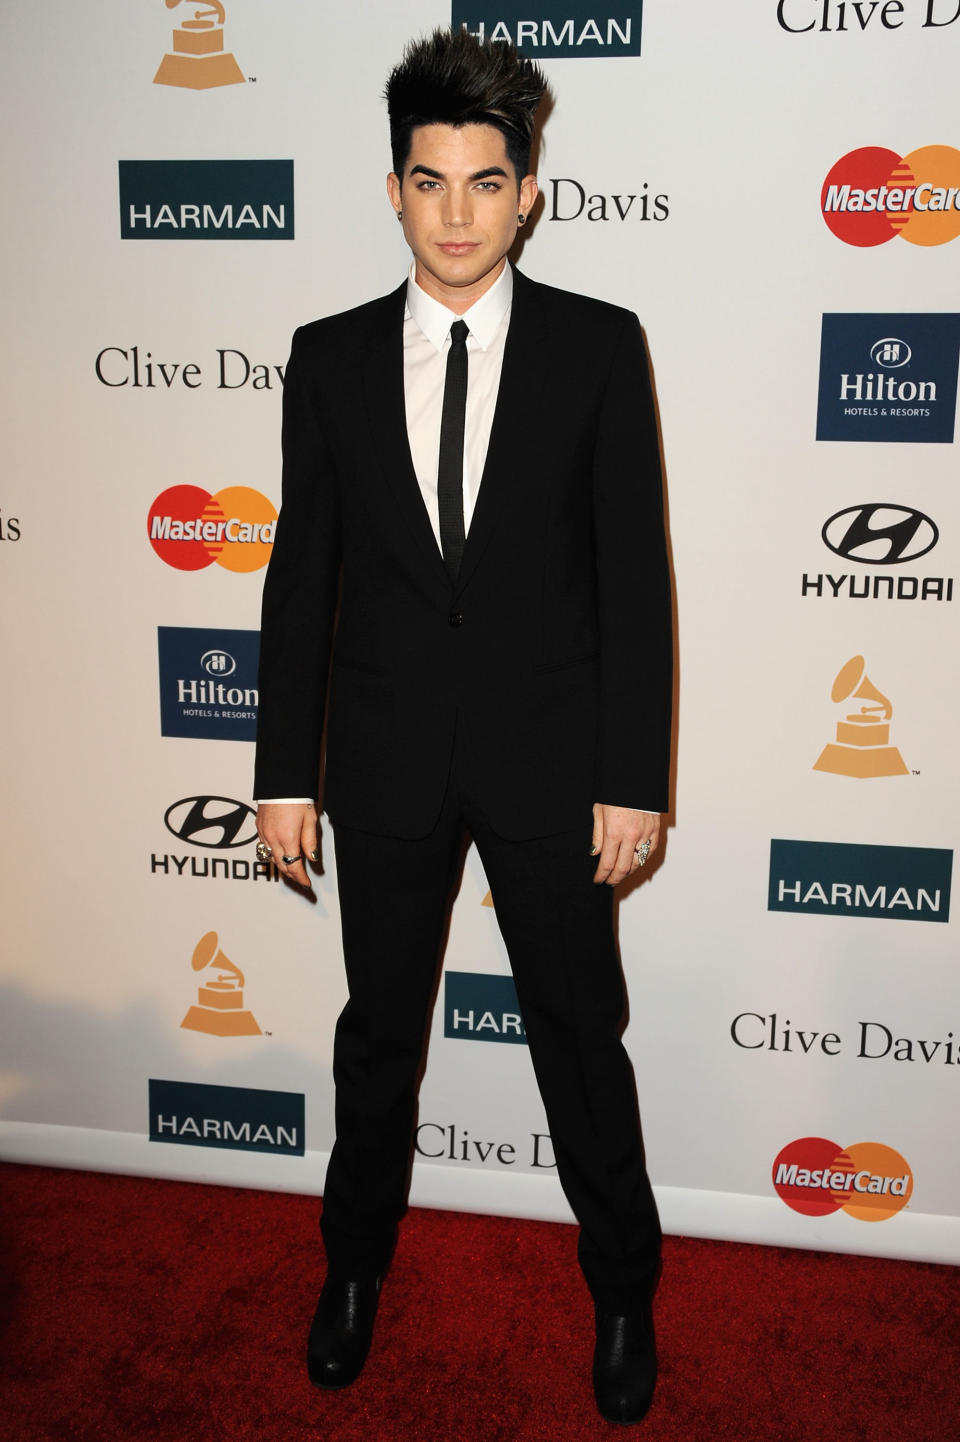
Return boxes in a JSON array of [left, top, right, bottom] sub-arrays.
[[386, 28, 547, 183]]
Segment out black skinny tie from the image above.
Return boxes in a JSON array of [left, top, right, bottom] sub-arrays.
[[437, 319, 469, 580]]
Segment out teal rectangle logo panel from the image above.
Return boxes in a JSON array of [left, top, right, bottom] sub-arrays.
[[149, 1078, 304, 1154], [768, 839, 952, 922], [119, 160, 294, 239], [451, 6, 642, 57], [444, 971, 527, 1043]]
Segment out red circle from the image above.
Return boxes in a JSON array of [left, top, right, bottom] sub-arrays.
[[821, 147, 904, 247], [148, 485, 221, 571], [772, 1137, 847, 1217]]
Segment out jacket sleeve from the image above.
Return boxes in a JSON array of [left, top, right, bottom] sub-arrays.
[[592, 312, 673, 814], [253, 326, 342, 800]]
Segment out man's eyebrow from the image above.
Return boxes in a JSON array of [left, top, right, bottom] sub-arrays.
[[408, 165, 509, 181]]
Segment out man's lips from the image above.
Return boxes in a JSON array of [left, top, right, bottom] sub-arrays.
[[436, 241, 480, 255]]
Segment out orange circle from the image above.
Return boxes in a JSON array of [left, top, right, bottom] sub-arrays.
[[899, 146, 960, 247], [209, 486, 277, 573], [836, 1141, 913, 1222]]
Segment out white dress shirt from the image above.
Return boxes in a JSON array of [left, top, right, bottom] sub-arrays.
[[258, 261, 653, 815], [403, 258, 511, 546]]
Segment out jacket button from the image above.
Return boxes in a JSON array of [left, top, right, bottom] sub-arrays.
[[447, 611, 463, 627]]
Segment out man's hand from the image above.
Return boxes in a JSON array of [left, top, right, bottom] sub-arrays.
[[591, 803, 661, 886], [256, 802, 318, 889]]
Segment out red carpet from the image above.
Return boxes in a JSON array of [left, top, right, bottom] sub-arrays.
[[1, 1162, 957, 1442]]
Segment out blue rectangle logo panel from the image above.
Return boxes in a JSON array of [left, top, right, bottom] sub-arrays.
[[119, 160, 294, 239], [451, 6, 642, 56], [768, 839, 952, 922], [158, 625, 259, 741], [816, 313, 960, 443], [444, 971, 527, 1043], [149, 1079, 304, 1155]]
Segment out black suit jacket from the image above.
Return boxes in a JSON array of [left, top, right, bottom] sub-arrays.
[[254, 266, 672, 840]]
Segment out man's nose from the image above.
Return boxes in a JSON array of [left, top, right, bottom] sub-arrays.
[[443, 187, 472, 227]]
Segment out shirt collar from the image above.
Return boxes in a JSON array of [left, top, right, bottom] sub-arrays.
[[405, 260, 513, 353]]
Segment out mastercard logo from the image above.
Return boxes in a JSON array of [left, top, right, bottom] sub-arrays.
[[821, 146, 960, 247], [772, 1137, 913, 1222], [148, 484, 277, 573]]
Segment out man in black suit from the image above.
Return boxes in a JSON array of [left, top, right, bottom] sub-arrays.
[[254, 29, 672, 1425]]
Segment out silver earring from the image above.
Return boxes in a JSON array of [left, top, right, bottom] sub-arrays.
[[397, 210, 403, 222], [517, 213, 526, 226]]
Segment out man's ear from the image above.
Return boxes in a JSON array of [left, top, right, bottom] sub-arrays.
[[519, 173, 538, 218], [387, 172, 402, 215]]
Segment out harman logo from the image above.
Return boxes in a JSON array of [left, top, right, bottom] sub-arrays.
[[816, 314, 960, 443], [802, 502, 952, 603], [453, 4, 643, 56], [444, 971, 527, 1044], [157, 625, 259, 742], [149, 1078, 303, 1155], [164, 796, 257, 848], [154, 1, 244, 89], [181, 931, 261, 1036], [148, 485, 276, 572], [772, 1137, 912, 1222], [768, 839, 952, 922], [812, 655, 908, 779], [119, 161, 293, 239], [821, 146, 960, 247]]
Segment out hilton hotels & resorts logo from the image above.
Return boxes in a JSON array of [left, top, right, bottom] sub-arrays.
[[149, 1079, 304, 1154], [813, 655, 908, 778], [181, 931, 260, 1036], [816, 314, 960, 443], [154, 1, 244, 89], [119, 161, 293, 239], [453, 4, 643, 55], [772, 1137, 912, 1222], [768, 840, 952, 922], [157, 626, 259, 742]]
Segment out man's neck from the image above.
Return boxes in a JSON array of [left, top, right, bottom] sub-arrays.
[[413, 257, 508, 315]]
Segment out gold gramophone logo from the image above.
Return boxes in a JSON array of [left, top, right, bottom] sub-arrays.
[[154, 1, 245, 90], [813, 655, 909, 779], [181, 931, 261, 1036]]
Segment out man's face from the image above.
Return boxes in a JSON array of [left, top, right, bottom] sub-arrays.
[[387, 123, 538, 311]]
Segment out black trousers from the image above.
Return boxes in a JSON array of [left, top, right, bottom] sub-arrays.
[[321, 725, 661, 1313]]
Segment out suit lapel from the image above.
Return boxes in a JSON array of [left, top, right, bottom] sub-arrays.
[[454, 268, 548, 597], [361, 283, 451, 593]]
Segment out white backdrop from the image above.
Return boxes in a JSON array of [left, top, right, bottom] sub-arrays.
[[2, 0, 958, 1265]]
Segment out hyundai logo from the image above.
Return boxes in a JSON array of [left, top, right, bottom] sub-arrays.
[[870, 338, 912, 369], [821, 504, 938, 565], [201, 649, 236, 677], [164, 796, 258, 849]]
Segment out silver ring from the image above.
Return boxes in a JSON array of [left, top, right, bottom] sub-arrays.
[[635, 839, 652, 866], [255, 841, 272, 862], [281, 853, 304, 866]]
